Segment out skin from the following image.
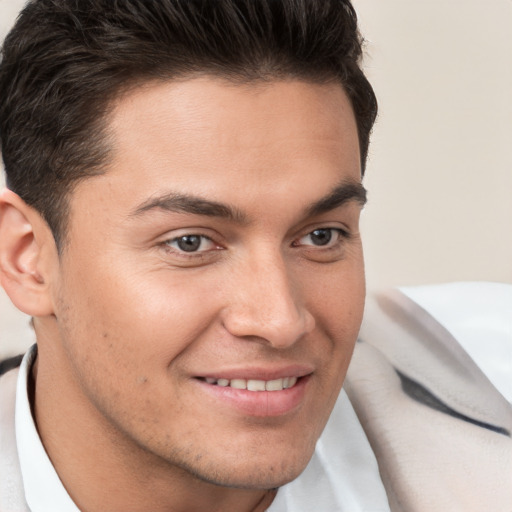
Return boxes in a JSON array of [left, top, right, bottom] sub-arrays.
[[0, 78, 365, 512]]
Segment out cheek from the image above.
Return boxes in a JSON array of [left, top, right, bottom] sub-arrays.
[[303, 256, 365, 391], [55, 252, 225, 381], [53, 266, 215, 430], [303, 255, 365, 332], [117, 270, 227, 361]]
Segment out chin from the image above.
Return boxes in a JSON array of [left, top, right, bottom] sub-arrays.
[[184, 445, 315, 490]]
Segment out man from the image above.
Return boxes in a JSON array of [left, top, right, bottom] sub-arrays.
[[0, 1, 510, 511]]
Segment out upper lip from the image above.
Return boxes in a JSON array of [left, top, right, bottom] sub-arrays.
[[195, 364, 314, 381]]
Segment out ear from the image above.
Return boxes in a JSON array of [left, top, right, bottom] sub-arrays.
[[0, 188, 56, 317]]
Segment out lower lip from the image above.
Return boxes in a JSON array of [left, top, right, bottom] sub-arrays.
[[195, 376, 310, 417]]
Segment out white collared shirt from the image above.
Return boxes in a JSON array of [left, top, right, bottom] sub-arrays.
[[14, 344, 390, 512], [15, 346, 81, 512], [15, 350, 393, 511], [13, 283, 511, 511]]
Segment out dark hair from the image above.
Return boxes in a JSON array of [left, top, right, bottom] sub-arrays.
[[0, 0, 377, 246]]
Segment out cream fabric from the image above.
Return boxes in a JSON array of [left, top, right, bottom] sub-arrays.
[[345, 290, 512, 511]]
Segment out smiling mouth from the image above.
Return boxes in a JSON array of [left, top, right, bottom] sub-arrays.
[[198, 376, 299, 391]]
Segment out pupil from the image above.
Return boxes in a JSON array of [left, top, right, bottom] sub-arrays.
[[311, 229, 332, 246], [177, 235, 201, 252]]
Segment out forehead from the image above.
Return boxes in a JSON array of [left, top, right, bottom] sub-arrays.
[[71, 77, 361, 221], [110, 76, 358, 141]]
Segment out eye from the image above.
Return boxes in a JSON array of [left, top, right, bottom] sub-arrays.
[[296, 228, 346, 248], [165, 234, 216, 253]]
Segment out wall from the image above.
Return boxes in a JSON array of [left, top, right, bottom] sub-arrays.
[[353, 0, 512, 288]]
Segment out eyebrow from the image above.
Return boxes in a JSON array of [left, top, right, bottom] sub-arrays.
[[305, 180, 367, 217], [131, 192, 248, 223], [131, 180, 366, 222]]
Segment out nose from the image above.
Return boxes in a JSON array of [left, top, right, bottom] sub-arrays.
[[221, 253, 316, 349]]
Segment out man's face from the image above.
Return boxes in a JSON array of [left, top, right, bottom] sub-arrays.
[[47, 78, 365, 488]]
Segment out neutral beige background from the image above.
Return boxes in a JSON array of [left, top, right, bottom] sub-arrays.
[[1, 0, 511, 357], [354, 0, 512, 288]]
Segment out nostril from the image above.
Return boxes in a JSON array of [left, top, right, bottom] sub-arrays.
[[221, 301, 315, 348]]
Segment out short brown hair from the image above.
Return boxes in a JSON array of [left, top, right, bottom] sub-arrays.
[[0, 0, 377, 246]]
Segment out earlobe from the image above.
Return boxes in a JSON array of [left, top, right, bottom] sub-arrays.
[[0, 188, 55, 316]]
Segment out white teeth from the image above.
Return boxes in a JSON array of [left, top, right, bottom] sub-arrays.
[[230, 379, 247, 390], [247, 379, 266, 391], [266, 378, 284, 391], [204, 376, 299, 391], [285, 377, 297, 389]]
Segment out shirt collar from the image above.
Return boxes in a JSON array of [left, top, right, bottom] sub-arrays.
[[15, 345, 80, 512], [14, 345, 388, 512]]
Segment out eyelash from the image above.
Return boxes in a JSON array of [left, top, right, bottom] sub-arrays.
[[293, 227, 350, 249], [161, 227, 350, 259], [162, 234, 219, 259]]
